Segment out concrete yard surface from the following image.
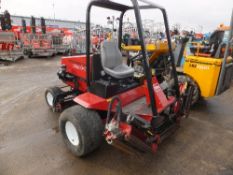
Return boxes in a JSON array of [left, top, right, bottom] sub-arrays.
[[0, 57, 233, 175]]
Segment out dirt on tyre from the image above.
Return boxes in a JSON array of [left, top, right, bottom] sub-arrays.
[[59, 105, 104, 157]]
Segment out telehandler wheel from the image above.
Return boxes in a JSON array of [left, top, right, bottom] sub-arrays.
[[178, 74, 200, 105], [45, 87, 63, 111], [59, 105, 103, 157]]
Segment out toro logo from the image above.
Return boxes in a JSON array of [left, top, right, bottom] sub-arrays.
[[74, 63, 86, 71]]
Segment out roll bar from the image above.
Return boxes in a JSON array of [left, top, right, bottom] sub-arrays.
[[216, 9, 233, 95], [86, 0, 180, 116]]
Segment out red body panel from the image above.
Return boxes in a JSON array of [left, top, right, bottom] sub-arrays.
[[74, 86, 145, 111], [74, 77, 176, 116], [144, 78, 176, 113], [66, 80, 87, 93], [61, 55, 88, 81]]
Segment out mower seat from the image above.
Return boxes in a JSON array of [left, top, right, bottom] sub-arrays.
[[101, 40, 134, 79]]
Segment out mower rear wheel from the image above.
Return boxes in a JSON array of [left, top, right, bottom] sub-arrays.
[[45, 87, 63, 111], [59, 105, 103, 157]]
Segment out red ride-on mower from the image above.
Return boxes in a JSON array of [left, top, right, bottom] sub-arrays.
[[45, 0, 194, 157]]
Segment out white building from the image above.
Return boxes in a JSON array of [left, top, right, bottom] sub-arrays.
[[11, 15, 85, 29]]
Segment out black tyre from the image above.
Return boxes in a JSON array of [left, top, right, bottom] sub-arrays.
[[45, 87, 63, 111], [59, 105, 103, 157], [178, 74, 200, 105]]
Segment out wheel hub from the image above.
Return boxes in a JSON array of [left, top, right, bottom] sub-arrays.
[[65, 121, 80, 146], [46, 92, 54, 107]]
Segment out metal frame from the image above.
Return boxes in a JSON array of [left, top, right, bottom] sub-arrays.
[[0, 31, 24, 62], [216, 9, 233, 95], [85, 0, 179, 117]]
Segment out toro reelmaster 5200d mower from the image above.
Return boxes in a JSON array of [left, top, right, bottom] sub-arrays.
[[45, 0, 194, 157]]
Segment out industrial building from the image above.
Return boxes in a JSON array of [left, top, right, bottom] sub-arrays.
[[11, 15, 85, 29]]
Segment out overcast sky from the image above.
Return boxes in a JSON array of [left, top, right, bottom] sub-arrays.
[[1, 0, 233, 32]]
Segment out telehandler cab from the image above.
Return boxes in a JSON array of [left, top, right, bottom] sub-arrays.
[[45, 0, 194, 157]]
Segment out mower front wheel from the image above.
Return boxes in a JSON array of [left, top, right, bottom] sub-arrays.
[[59, 105, 103, 157], [45, 87, 63, 112]]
